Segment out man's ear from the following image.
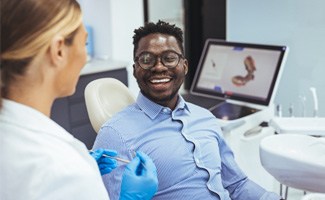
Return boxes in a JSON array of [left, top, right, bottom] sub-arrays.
[[133, 64, 136, 77], [183, 59, 188, 75], [49, 35, 66, 67]]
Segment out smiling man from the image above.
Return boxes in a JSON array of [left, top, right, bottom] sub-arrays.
[[93, 20, 282, 200], [132, 26, 187, 109]]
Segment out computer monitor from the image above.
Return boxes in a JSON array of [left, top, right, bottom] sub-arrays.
[[190, 39, 289, 120]]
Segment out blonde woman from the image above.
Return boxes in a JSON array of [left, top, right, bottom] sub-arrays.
[[0, 0, 158, 199]]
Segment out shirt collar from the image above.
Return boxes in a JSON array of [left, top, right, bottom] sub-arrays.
[[136, 92, 190, 119]]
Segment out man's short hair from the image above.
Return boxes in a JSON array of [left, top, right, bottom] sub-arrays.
[[132, 20, 184, 57]]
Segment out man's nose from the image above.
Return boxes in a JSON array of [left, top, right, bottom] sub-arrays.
[[151, 57, 168, 71]]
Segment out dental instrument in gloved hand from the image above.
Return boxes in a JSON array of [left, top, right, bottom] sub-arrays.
[[89, 148, 119, 175], [90, 149, 131, 163]]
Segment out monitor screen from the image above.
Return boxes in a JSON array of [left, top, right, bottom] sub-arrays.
[[190, 39, 288, 107]]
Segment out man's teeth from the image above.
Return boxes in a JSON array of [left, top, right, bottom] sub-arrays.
[[151, 78, 170, 83]]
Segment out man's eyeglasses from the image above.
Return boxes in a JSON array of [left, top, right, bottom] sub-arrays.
[[134, 51, 184, 70]]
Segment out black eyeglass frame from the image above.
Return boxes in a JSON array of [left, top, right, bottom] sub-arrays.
[[134, 50, 184, 70]]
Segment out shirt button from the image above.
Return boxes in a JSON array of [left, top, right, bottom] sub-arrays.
[[162, 108, 168, 113], [195, 158, 200, 164]]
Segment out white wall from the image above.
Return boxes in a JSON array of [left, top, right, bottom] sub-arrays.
[[109, 0, 144, 96], [147, 0, 184, 31], [227, 0, 325, 117], [78, 0, 144, 96], [79, 0, 113, 59]]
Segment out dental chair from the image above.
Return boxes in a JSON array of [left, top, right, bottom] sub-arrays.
[[84, 78, 135, 133]]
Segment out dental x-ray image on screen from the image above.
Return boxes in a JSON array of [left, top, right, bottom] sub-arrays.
[[190, 39, 288, 120]]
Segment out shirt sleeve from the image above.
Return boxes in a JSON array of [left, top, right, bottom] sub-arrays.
[[93, 125, 133, 200], [217, 135, 281, 200]]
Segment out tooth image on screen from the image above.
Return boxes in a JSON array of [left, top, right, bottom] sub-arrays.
[[232, 56, 256, 86]]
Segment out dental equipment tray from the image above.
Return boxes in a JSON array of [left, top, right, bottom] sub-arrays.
[[269, 117, 325, 136]]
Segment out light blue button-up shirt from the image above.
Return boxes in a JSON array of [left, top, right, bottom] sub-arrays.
[[93, 93, 281, 200]]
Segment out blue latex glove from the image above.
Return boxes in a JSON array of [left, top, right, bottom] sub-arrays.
[[90, 148, 118, 175], [119, 151, 158, 200]]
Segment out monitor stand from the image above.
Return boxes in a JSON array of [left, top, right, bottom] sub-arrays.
[[181, 92, 223, 109], [182, 91, 274, 133], [209, 101, 260, 121], [182, 91, 260, 121]]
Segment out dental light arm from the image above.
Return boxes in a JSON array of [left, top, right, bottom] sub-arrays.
[[310, 87, 318, 117]]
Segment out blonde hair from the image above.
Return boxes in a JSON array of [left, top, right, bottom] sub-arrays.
[[0, 0, 82, 106]]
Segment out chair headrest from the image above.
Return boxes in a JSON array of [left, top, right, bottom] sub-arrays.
[[84, 78, 135, 133]]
